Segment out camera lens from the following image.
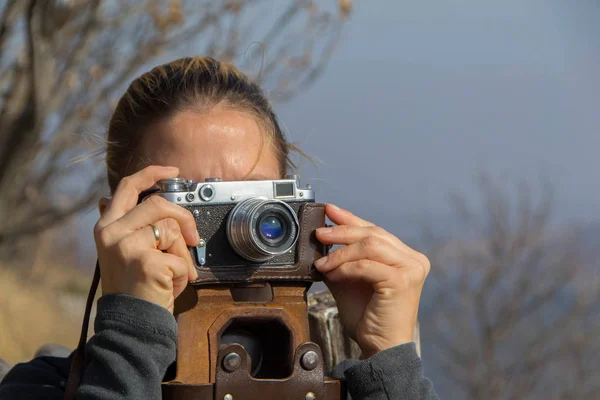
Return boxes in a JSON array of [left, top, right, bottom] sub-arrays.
[[259, 215, 284, 241], [227, 198, 299, 262]]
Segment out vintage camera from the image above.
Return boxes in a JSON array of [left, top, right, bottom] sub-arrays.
[[152, 175, 327, 284], [143, 178, 343, 397], [67, 177, 341, 399]]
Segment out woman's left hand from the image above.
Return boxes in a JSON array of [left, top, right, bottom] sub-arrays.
[[314, 204, 431, 359]]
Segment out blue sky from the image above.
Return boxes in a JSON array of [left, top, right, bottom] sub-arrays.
[[274, 0, 599, 242]]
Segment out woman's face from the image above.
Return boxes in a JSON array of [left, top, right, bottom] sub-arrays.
[[140, 104, 281, 182]]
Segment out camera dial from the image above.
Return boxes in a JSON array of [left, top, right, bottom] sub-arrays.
[[157, 177, 188, 192]]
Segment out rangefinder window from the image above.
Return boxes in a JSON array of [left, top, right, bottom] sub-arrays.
[[274, 182, 294, 198]]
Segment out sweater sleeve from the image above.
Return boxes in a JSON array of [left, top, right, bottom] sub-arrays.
[[343, 342, 438, 400], [0, 294, 177, 400]]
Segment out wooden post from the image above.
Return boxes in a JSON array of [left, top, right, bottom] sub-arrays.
[[308, 291, 421, 372]]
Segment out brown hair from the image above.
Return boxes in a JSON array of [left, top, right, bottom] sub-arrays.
[[106, 56, 300, 193]]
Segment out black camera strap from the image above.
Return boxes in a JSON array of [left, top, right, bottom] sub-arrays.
[[64, 260, 100, 400]]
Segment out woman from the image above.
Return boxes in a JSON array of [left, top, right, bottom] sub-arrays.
[[0, 57, 437, 399]]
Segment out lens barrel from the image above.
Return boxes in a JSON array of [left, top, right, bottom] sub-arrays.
[[227, 198, 299, 262]]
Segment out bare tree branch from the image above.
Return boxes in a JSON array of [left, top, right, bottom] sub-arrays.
[[0, 0, 352, 258], [0, 0, 19, 52], [421, 175, 599, 399]]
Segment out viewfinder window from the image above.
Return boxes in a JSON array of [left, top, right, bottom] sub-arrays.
[[274, 182, 294, 198]]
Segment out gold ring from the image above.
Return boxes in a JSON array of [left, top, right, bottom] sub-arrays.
[[151, 224, 160, 247]]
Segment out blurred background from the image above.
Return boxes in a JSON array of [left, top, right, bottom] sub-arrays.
[[0, 0, 598, 398]]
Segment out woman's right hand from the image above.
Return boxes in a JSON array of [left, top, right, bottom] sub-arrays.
[[93, 165, 199, 313]]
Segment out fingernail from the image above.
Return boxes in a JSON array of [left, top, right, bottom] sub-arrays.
[[317, 227, 332, 234], [196, 231, 201, 243], [314, 256, 328, 269], [329, 203, 340, 211]]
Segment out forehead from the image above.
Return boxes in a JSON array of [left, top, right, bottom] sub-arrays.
[[140, 105, 281, 182]]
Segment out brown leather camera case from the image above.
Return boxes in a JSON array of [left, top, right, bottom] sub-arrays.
[[190, 202, 327, 284]]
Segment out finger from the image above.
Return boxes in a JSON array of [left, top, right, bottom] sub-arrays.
[[325, 204, 375, 227], [158, 221, 198, 281], [141, 217, 193, 261], [153, 252, 191, 299], [314, 237, 420, 273], [316, 222, 418, 256], [324, 259, 393, 284], [147, 218, 198, 281], [315, 224, 398, 247], [100, 165, 179, 226], [164, 228, 198, 282], [130, 219, 198, 282], [116, 219, 188, 258], [108, 195, 199, 246]]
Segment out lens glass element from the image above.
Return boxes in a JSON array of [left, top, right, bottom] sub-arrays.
[[260, 216, 283, 240]]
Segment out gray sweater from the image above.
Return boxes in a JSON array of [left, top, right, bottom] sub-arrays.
[[0, 294, 438, 399]]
